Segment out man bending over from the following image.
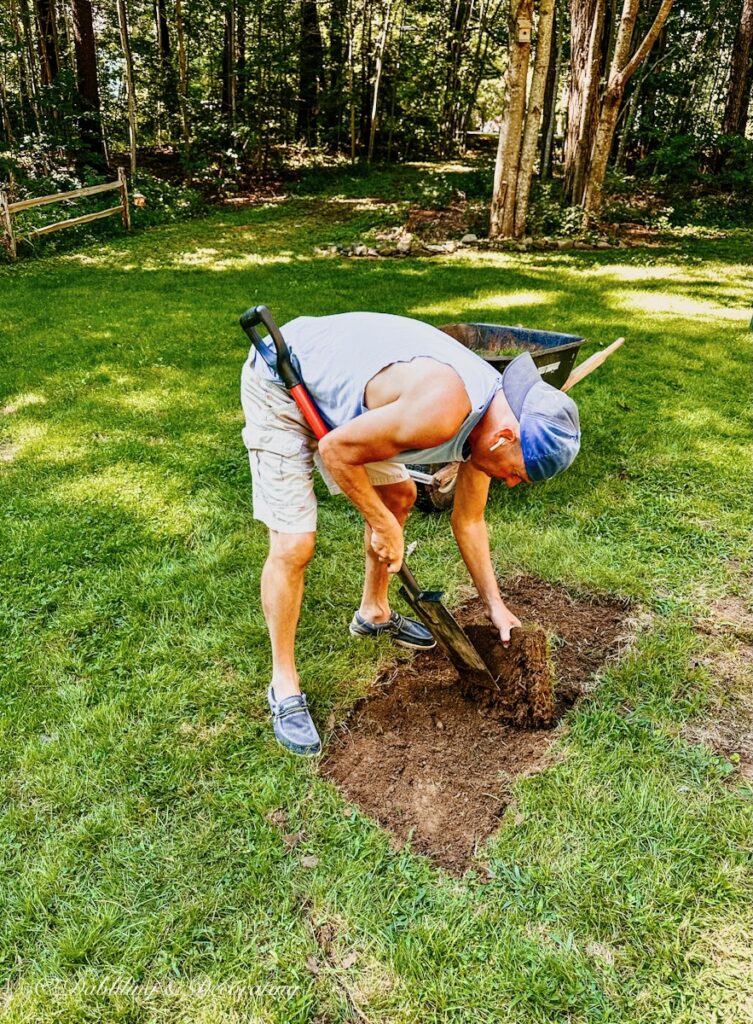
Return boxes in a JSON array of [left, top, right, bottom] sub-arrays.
[[240, 312, 580, 756]]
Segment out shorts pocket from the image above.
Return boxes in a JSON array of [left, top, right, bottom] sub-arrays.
[[242, 424, 306, 457]]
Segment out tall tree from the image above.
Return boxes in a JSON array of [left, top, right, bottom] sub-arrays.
[[154, 0, 176, 139], [221, 0, 236, 124], [174, 0, 190, 157], [563, 0, 605, 205], [296, 0, 324, 143], [116, 0, 137, 174], [35, 0, 59, 85], [326, 0, 348, 141], [539, 0, 560, 180], [70, 0, 107, 167], [367, 0, 393, 161], [514, 0, 555, 235], [489, 0, 533, 238], [441, 0, 474, 148], [582, 0, 675, 215], [722, 0, 753, 135]]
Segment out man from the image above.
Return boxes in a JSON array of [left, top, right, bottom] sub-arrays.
[[240, 312, 580, 756]]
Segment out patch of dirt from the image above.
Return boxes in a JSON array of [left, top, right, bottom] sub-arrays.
[[685, 591, 753, 778], [405, 197, 479, 240], [460, 625, 555, 729], [321, 576, 630, 873]]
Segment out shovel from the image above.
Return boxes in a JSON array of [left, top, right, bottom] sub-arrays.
[[239, 304, 498, 685]]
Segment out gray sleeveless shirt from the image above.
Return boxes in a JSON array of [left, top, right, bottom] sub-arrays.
[[250, 312, 502, 464]]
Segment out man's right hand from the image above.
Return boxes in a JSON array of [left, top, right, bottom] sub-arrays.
[[370, 515, 404, 574]]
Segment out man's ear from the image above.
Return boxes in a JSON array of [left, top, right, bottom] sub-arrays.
[[489, 426, 516, 452]]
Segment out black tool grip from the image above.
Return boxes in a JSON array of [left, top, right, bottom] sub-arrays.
[[239, 305, 300, 389]]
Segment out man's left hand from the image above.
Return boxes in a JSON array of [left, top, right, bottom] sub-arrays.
[[488, 603, 522, 647]]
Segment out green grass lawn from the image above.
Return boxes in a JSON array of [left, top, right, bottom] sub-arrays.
[[1, 195, 751, 1023]]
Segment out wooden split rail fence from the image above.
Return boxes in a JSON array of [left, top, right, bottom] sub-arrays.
[[0, 167, 131, 260]]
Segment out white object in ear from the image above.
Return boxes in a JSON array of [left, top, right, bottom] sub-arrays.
[[489, 436, 507, 452]]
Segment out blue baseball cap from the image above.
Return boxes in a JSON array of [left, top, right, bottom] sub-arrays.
[[501, 353, 581, 482]]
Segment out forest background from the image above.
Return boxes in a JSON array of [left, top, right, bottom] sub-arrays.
[[1, 0, 752, 256]]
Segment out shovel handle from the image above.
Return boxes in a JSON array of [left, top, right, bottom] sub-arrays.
[[240, 305, 330, 439]]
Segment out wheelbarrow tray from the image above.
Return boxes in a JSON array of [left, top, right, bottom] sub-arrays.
[[439, 322, 585, 389]]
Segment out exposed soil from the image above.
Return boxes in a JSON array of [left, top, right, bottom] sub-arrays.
[[683, 590, 753, 779], [321, 576, 630, 873], [460, 625, 555, 729]]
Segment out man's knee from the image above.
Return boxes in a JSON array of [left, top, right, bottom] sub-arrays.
[[268, 530, 316, 570], [378, 479, 417, 518]]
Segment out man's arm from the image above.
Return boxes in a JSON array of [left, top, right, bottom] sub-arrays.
[[451, 460, 521, 644], [318, 369, 469, 572]]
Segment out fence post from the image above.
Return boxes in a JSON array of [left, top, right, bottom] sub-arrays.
[[0, 189, 17, 260], [118, 167, 131, 231]]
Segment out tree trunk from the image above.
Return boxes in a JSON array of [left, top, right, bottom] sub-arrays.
[[221, 1, 236, 124], [237, 0, 246, 107], [154, 0, 176, 140], [514, 0, 556, 236], [70, 0, 108, 167], [296, 0, 324, 143], [722, 0, 753, 135], [35, 0, 60, 85], [327, 0, 347, 141], [367, 0, 393, 162], [441, 0, 474, 149], [174, 0, 190, 157], [12, 0, 42, 136], [116, 0, 137, 175], [615, 70, 642, 168], [583, 0, 675, 215], [0, 74, 15, 145], [539, 0, 560, 179], [563, 0, 605, 205], [489, 0, 533, 238]]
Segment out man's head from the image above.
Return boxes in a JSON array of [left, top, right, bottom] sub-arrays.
[[469, 353, 581, 487]]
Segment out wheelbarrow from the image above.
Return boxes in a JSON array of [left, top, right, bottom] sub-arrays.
[[410, 323, 623, 511]]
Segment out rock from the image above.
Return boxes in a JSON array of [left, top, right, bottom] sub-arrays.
[[396, 238, 412, 254], [556, 239, 572, 249], [367, 247, 379, 257], [352, 244, 368, 256], [460, 233, 478, 244], [596, 240, 611, 249], [573, 239, 590, 249]]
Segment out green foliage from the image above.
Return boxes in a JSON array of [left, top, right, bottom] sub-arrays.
[[637, 134, 701, 184], [527, 182, 587, 236]]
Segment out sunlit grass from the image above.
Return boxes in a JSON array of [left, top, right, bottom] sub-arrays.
[[0, 193, 751, 1023]]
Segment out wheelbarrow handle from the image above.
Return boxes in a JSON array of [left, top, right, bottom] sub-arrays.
[[239, 304, 330, 439]]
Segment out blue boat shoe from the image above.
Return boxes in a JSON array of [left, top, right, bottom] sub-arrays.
[[349, 610, 436, 650], [267, 685, 322, 757]]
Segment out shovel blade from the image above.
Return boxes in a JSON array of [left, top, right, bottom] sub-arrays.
[[398, 563, 498, 687]]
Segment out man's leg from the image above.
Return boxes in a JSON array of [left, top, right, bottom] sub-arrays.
[[261, 529, 316, 700], [359, 479, 416, 623]]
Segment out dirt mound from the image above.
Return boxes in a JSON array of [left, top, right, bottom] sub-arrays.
[[321, 576, 630, 873], [461, 625, 555, 729]]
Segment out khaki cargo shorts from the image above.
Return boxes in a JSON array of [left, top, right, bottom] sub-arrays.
[[240, 360, 410, 534]]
